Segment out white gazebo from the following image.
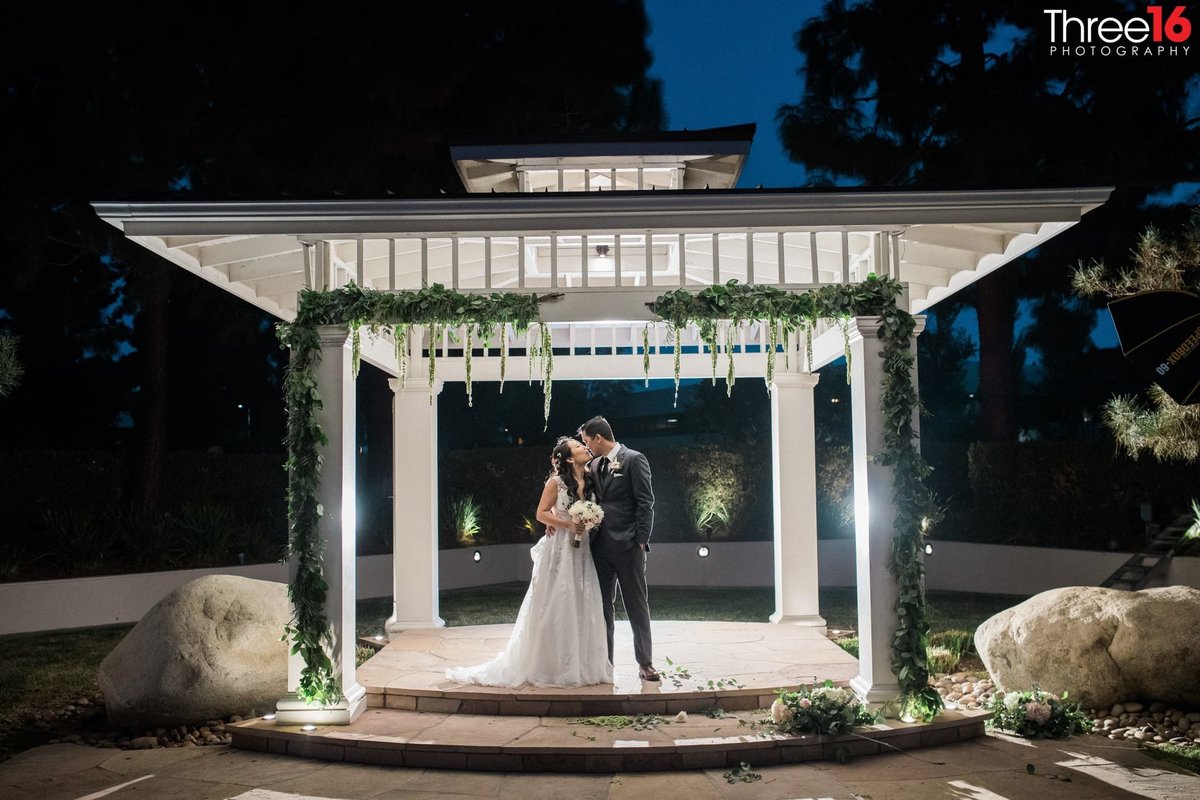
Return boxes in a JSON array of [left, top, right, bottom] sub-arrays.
[[95, 124, 1110, 724]]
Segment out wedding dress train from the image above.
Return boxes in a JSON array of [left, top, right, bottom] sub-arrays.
[[445, 477, 613, 688]]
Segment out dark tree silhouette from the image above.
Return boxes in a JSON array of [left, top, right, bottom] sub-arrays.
[[779, 0, 1200, 440], [0, 1, 664, 509]]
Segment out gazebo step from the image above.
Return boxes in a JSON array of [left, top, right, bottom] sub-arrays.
[[231, 706, 991, 772], [370, 685, 790, 717]]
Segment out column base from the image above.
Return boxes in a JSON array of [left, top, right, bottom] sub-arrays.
[[850, 675, 902, 705], [275, 683, 366, 725], [768, 613, 827, 630], [386, 615, 446, 633]]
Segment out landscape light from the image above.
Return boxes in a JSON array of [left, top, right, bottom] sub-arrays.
[[697, 545, 710, 558], [473, 550, 482, 563]]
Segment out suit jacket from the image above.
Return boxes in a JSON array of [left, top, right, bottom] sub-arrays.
[[589, 445, 654, 552]]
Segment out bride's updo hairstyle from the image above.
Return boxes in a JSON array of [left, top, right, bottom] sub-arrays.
[[549, 437, 591, 504]]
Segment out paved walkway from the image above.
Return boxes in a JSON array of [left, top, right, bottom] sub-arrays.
[[2, 733, 1197, 799]]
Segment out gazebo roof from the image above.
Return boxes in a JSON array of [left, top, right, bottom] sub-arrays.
[[93, 186, 1112, 327], [449, 123, 756, 192]]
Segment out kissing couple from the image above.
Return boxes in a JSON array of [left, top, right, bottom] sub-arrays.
[[447, 415, 659, 687]]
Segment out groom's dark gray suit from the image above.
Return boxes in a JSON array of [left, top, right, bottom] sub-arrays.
[[589, 444, 654, 666]]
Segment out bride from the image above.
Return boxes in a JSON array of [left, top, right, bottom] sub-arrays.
[[445, 437, 613, 688]]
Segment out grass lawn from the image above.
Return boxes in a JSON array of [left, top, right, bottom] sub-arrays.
[[0, 626, 130, 727]]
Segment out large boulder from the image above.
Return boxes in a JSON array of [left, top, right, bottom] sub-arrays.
[[976, 585, 1200, 708], [99, 575, 289, 727]]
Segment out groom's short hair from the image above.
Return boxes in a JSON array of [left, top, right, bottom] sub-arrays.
[[579, 416, 614, 442]]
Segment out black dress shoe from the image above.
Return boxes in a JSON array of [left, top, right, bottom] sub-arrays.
[[638, 663, 661, 682]]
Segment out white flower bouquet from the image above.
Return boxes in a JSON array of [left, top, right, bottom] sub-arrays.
[[987, 686, 1092, 739], [769, 680, 877, 736], [567, 500, 604, 548]]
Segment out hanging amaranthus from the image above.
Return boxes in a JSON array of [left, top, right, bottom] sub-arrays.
[[350, 323, 362, 378], [642, 325, 651, 387], [530, 326, 540, 388], [803, 320, 815, 372], [427, 322, 442, 404], [393, 324, 409, 389], [464, 325, 474, 407], [726, 320, 737, 397], [841, 318, 852, 385], [672, 323, 682, 406], [499, 323, 508, 394], [539, 323, 554, 429], [766, 319, 779, 390]]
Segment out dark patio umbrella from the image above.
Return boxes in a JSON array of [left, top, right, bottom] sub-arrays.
[[1107, 289, 1200, 405]]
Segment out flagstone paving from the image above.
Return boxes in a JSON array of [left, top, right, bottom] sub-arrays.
[[4, 734, 1198, 799], [358, 621, 859, 716]]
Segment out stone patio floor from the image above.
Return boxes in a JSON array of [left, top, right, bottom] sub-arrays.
[[357, 621, 860, 715], [3, 731, 1198, 799]]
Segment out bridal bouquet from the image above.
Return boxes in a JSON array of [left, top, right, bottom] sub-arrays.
[[567, 500, 604, 548]]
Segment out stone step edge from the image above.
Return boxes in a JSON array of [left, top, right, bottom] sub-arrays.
[[365, 680, 853, 716], [231, 709, 991, 772]]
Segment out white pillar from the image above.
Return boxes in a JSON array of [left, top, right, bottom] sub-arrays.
[[277, 325, 366, 725], [386, 378, 445, 631], [847, 316, 923, 705], [769, 372, 826, 627]]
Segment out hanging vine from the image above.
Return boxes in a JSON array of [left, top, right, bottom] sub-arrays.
[[278, 277, 938, 719], [642, 325, 651, 387], [650, 275, 943, 721], [498, 323, 508, 393], [276, 282, 545, 705]]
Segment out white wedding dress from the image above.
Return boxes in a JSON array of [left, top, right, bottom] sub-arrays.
[[446, 476, 613, 688]]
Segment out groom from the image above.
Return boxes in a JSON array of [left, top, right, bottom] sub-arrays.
[[577, 416, 659, 682]]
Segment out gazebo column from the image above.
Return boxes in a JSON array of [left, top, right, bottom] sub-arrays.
[[769, 372, 826, 627], [277, 325, 365, 725], [386, 378, 445, 632], [848, 315, 924, 705]]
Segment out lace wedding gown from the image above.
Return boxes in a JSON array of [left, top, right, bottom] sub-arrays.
[[446, 477, 613, 688]]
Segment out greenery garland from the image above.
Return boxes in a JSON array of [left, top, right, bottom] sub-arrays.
[[276, 282, 543, 705], [651, 275, 943, 721], [276, 277, 938, 717]]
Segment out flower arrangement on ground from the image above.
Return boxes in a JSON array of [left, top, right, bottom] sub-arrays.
[[567, 500, 604, 548], [769, 680, 878, 736], [987, 686, 1093, 739]]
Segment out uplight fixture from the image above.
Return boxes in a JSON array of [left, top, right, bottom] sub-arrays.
[[262, 713, 276, 721], [697, 545, 710, 558], [301, 724, 316, 731], [924, 543, 934, 556], [473, 550, 482, 563]]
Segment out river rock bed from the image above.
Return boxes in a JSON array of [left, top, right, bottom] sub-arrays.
[[933, 671, 1200, 748], [11, 694, 239, 751]]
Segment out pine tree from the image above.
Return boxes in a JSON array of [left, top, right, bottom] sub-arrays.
[[1073, 211, 1200, 461]]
